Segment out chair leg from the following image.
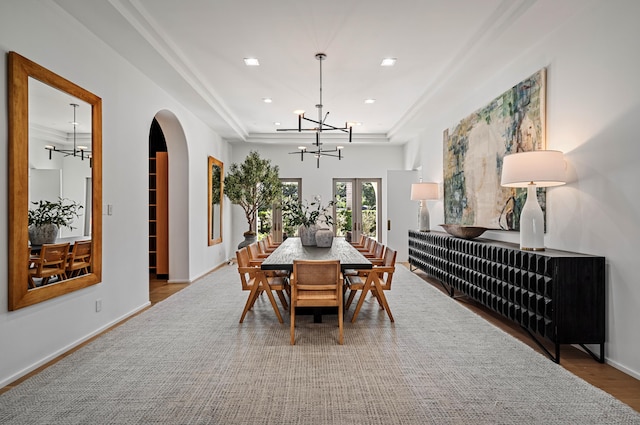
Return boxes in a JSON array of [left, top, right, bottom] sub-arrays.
[[345, 290, 357, 309], [276, 290, 289, 310], [240, 284, 261, 323]]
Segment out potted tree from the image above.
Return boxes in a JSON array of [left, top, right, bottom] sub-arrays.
[[224, 151, 282, 248], [28, 197, 83, 245], [282, 196, 335, 246]]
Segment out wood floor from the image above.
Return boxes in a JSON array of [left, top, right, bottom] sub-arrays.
[[2, 271, 639, 414]]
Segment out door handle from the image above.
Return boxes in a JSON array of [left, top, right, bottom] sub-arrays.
[[388, 220, 391, 231]]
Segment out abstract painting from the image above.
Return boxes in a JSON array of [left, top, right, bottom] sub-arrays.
[[443, 68, 546, 230]]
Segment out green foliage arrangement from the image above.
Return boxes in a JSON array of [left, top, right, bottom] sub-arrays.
[[282, 196, 335, 228], [28, 197, 83, 229], [224, 151, 282, 235]]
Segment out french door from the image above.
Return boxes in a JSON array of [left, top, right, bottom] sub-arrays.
[[269, 178, 302, 243], [333, 178, 382, 243]]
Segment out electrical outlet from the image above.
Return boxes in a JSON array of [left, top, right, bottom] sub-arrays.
[[96, 299, 102, 312]]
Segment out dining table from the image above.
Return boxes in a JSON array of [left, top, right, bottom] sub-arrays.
[[258, 237, 375, 323], [261, 236, 372, 272]]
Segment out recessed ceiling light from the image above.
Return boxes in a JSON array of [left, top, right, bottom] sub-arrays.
[[243, 57, 260, 66], [274, 122, 281, 126], [381, 58, 397, 66], [364, 98, 376, 104], [262, 98, 272, 103]]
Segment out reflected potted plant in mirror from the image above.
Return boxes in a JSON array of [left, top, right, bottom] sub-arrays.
[[224, 151, 282, 249], [28, 197, 83, 245], [282, 196, 335, 246]]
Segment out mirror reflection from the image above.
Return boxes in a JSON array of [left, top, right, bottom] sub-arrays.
[[28, 79, 93, 288], [9, 51, 102, 310], [208, 156, 223, 245]]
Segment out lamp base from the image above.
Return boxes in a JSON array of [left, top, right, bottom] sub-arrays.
[[519, 184, 545, 251], [418, 200, 431, 232]]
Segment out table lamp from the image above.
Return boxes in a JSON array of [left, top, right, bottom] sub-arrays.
[[410, 182, 439, 232], [500, 150, 566, 251]]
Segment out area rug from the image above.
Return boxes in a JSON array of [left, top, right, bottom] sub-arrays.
[[1, 264, 639, 424]]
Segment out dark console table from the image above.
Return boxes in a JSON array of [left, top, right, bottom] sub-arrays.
[[408, 230, 605, 363]]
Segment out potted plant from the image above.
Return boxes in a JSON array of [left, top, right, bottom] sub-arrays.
[[282, 196, 335, 246], [224, 151, 282, 248], [28, 197, 83, 245]]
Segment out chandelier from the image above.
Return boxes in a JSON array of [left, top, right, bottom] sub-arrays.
[[278, 53, 352, 168], [45, 103, 91, 162]]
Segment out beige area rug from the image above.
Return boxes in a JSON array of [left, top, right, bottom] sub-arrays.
[[1, 264, 639, 424]]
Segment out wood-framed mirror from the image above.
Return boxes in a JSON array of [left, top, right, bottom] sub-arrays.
[[8, 52, 102, 310], [208, 156, 223, 246]]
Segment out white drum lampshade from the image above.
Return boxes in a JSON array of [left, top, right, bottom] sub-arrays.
[[501, 150, 566, 250], [410, 182, 439, 232]]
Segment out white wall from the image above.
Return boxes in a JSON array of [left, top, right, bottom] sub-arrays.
[[407, 1, 640, 377], [0, 1, 231, 386], [228, 143, 404, 250]]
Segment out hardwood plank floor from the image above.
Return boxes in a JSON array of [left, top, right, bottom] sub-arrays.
[[3, 270, 639, 415]]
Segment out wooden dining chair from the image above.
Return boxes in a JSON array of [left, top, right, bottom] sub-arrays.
[[258, 238, 275, 255], [355, 236, 373, 253], [247, 242, 269, 265], [28, 242, 71, 288], [362, 241, 385, 265], [66, 240, 92, 277], [266, 234, 281, 249], [236, 247, 289, 323], [345, 247, 397, 323], [290, 259, 344, 345], [350, 234, 367, 248], [249, 241, 290, 278]]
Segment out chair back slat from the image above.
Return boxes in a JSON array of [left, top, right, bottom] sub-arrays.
[[290, 259, 343, 344]]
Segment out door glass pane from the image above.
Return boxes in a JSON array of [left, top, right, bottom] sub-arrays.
[[361, 181, 379, 238], [280, 180, 301, 240], [257, 202, 273, 241], [334, 180, 353, 240]]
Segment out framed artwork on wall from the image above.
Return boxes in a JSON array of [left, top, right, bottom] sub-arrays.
[[443, 68, 547, 230]]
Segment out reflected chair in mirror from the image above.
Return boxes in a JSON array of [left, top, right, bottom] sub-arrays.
[[290, 259, 344, 345], [27, 246, 37, 289], [28, 242, 71, 288], [236, 248, 289, 324], [345, 247, 397, 323], [66, 240, 92, 277]]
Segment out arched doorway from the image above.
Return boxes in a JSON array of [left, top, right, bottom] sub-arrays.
[[149, 119, 168, 279], [148, 111, 190, 292]]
